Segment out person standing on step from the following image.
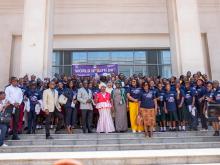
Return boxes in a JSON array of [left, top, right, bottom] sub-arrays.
[[184, 81, 197, 131], [156, 82, 167, 132], [5, 77, 23, 140], [202, 82, 215, 133], [43, 81, 63, 139], [138, 82, 157, 137], [63, 80, 77, 134], [24, 81, 42, 134], [77, 80, 94, 133], [176, 81, 186, 131], [111, 80, 128, 133], [95, 84, 115, 133], [164, 83, 179, 131], [127, 78, 144, 133]]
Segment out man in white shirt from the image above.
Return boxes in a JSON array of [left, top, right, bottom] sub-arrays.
[[5, 77, 23, 140]]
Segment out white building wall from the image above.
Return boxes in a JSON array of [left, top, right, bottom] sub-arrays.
[[0, 0, 219, 89]]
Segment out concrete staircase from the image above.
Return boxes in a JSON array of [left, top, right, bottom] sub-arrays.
[[0, 130, 220, 165]]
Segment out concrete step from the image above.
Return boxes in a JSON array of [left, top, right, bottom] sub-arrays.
[[0, 149, 220, 165], [4, 136, 220, 146], [17, 131, 216, 139], [1, 141, 220, 153]]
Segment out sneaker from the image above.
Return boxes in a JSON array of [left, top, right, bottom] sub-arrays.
[[1, 144, 8, 147], [163, 127, 166, 132], [200, 129, 208, 131], [132, 130, 136, 133], [138, 130, 142, 133], [160, 127, 163, 132]]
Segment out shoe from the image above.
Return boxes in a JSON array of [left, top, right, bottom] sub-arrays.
[[132, 130, 136, 133], [26, 131, 31, 134], [213, 131, 219, 136], [12, 135, 20, 140], [46, 136, 53, 140], [200, 129, 208, 131], [0, 144, 8, 147], [88, 130, 94, 133]]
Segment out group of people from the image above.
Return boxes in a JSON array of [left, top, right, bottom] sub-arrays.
[[0, 71, 220, 146]]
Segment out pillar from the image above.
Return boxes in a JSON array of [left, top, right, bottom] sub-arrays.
[[166, 0, 206, 76], [20, 0, 54, 79]]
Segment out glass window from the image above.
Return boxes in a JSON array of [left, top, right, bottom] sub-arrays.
[[146, 50, 158, 64], [147, 65, 158, 77], [111, 51, 133, 61], [88, 52, 110, 61], [52, 51, 63, 66], [72, 52, 87, 64], [118, 65, 133, 77], [64, 51, 72, 65], [53, 49, 172, 77], [134, 51, 146, 61], [158, 50, 171, 65], [63, 66, 72, 76], [134, 65, 146, 75], [159, 65, 172, 78], [134, 51, 146, 65], [52, 67, 63, 76]]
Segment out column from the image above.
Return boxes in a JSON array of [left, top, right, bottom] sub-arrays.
[[20, 0, 54, 78], [166, 0, 205, 76]]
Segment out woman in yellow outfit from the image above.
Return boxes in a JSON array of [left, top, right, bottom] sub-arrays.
[[127, 79, 144, 133]]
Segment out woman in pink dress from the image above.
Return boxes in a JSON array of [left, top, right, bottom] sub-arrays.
[[95, 84, 115, 133]]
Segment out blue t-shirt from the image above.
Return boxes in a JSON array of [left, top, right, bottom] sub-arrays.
[[128, 86, 142, 100], [184, 88, 195, 106], [139, 89, 156, 109], [204, 89, 214, 102], [25, 89, 41, 111], [157, 89, 166, 107], [195, 86, 206, 100], [214, 87, 220, 104], [165, 91, 177, 112]]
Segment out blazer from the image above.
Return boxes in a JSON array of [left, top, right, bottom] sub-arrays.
[[43, 89, 61, 113], [77, 87, 93, 110]]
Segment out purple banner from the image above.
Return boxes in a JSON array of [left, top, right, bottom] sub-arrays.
[[72, 64, 118, 77]]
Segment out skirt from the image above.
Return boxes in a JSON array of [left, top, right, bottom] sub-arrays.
[[96, 108, 115, 133], [141, 108, 156, 127]]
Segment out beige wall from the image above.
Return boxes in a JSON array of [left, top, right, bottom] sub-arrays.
[[0, 0, 219, 90]]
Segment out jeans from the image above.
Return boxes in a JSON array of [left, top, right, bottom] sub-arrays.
[[28, 111, 37, 133], [0, 124, 7, 146]]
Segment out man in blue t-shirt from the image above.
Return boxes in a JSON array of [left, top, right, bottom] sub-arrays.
[[184, 81, 197, 131], [156, 82, 166, 132], [164, 83, 178, 131], [24, 81, 42, 134]]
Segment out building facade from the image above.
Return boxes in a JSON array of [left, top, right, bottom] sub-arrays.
[[0, 0, 219, 89]]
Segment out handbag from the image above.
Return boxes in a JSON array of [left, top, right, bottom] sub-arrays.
[[0, 110, 11, 125], [58, 94, 68, 105], [136, 114, 144, 127]]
